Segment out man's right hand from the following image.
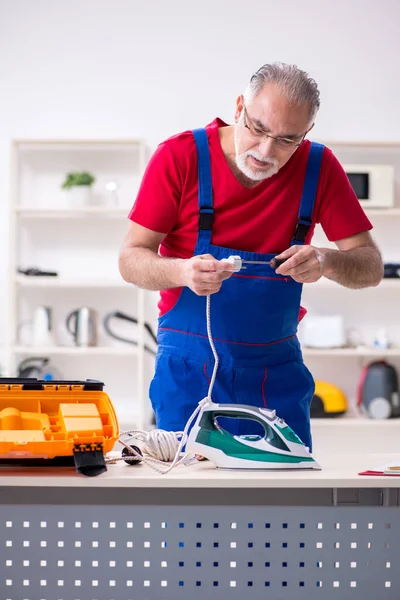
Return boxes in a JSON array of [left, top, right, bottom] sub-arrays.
[[180, 254, 235, 296]]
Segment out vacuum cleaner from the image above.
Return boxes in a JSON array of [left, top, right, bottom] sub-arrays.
[[357, 360, 400, 419]]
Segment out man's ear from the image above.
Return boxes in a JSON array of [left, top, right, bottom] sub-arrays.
[[234, 95, 244, 123]]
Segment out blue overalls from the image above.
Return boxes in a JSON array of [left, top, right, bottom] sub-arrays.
[[150, 129, 324, 450]]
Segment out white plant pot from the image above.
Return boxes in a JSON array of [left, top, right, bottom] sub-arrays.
[[65, 186, 92, 209]]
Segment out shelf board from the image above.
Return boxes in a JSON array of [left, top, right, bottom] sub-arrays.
[[15, 206, 400, 218], [23, 274, 395, 291], [15, 206, 129, 218], [310, 278, 400, 289], [14, 345, 396, 358], [13, 345, 139, 356], [15, 275, 133, 288], [365, 208, 400, 216], [14, 139, 145, 148], [310, 418, 400, 426], [18, 275, 399, 292], [317, 139, 400, 147], [303, 347, 400, 357]]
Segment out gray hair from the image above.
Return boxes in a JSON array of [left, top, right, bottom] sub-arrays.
[[244, 62, 320, 123]]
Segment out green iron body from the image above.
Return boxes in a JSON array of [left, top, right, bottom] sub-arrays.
[[186, 401, 321, 470]]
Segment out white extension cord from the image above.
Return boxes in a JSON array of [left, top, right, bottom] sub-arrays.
[[105, 293, 220, 474]]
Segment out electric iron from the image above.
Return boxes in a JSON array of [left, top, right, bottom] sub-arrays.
[[186, 401, 320, 470]]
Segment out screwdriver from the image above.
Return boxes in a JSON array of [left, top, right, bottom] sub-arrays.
[[222, 255, 286, 272]]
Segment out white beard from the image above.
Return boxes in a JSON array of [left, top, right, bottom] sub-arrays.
[[234, 124, 279, 182]]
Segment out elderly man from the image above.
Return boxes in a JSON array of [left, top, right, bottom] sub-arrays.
[[119, 62, 383, 449]]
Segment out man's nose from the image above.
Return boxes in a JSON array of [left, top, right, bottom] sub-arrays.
[[258, 137, 276, 158]]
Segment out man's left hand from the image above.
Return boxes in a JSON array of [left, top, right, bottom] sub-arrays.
[[274, 245, 325, 283]]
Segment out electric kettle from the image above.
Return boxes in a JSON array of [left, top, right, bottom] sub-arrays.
[[18, 306, 56, 347], [32, 306, 56, 346], [66, 308, 98, 347], [103, 311, 157, 355]]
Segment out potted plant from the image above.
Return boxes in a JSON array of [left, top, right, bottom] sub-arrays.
[[61, 171, 95, 208]]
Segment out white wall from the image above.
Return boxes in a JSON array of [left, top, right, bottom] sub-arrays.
[[0, 0, 399, 397]]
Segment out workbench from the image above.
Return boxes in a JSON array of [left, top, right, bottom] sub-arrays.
[[0, 420, 399, 600]]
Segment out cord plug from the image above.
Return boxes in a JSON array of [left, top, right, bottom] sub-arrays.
[[222, 255, 243, 272]]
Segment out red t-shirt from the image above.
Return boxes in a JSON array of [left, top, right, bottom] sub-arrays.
[[129, 118, 372, 315]]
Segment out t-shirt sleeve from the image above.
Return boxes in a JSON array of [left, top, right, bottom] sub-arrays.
[[128, 141, 182, 234], [316, 149, 373, 241]]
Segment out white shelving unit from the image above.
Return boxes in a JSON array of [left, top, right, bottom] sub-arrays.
[[301, 140, 400, 409], [6, 139, 156, 429], [6, 138, 400, 425]]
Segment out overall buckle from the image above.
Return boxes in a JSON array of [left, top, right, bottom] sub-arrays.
[[293, 218, 312, 242], [198, 208, 214, 230]]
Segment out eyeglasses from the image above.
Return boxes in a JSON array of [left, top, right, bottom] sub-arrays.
[[243, 106, 307, 150]]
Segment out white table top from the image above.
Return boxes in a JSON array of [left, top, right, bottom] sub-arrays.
[[0, 452, 399, 488]]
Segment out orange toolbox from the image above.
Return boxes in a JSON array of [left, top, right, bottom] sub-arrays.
[[0, 378, 119, 476]]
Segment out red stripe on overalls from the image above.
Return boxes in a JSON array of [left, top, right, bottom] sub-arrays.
[[262, 367, 268, 408]]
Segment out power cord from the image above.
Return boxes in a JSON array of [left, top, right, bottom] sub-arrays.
[[105, 294, 219, 474]]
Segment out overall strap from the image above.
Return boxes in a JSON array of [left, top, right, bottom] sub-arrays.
[[193, 128, 214, 249], [291, 142, 324, 245]]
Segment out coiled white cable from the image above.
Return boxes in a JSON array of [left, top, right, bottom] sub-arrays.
[[106, 294, 219, 474], [118, 429, 183, 462]]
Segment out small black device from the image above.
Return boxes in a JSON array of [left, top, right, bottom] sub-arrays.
[[383, 263, 400, 278], [18, 267, 58, 277]]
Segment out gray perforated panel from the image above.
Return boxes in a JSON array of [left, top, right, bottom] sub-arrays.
[[1, 505, 399, 599]]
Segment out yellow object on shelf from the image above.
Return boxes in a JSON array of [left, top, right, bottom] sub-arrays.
[[311, 380, 348, 417]]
